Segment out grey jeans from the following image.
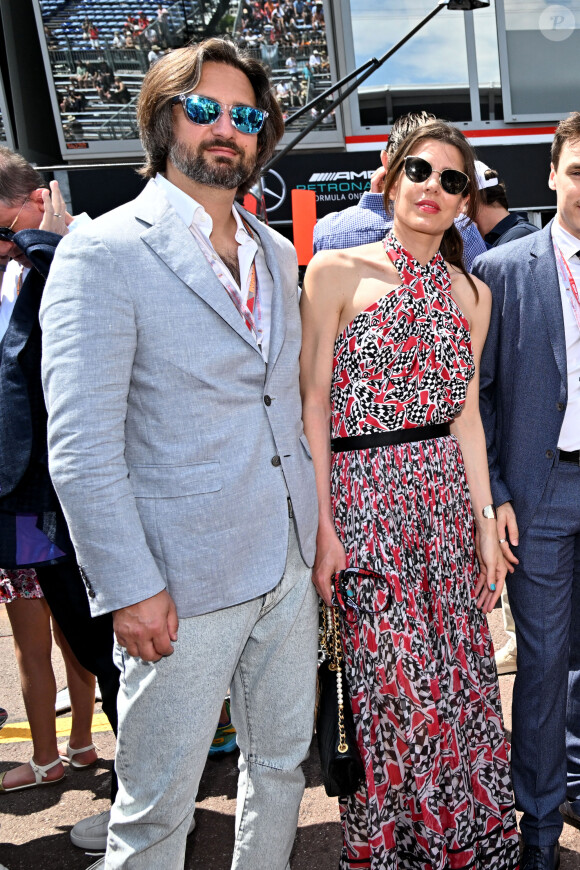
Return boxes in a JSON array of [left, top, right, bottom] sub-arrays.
[[105, 522, 319, 869]]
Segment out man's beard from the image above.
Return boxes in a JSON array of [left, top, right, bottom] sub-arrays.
[[169, 137, 257, 190]]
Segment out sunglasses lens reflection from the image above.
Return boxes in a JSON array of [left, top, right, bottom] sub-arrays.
[[183, 96, 266, 134], [184, 96, 222, 125], [230, 106, 266, 134]]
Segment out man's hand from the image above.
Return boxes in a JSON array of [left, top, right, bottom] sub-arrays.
[[113, 589, 179, 662], [369, 165, 387, 194], [497, 501, 519, 572], [39, 180, 72, 236]]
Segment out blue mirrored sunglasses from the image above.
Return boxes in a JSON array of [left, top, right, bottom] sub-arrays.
[[173, 94, 268, 135]]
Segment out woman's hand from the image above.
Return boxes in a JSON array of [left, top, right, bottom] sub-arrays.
[[474, 525, 506, 613], [311, 524, 346, 605]]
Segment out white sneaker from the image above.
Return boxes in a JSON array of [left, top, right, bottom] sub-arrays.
[[71, 808, 196, 850], [495, 640, 517, 675], [71, 808, 110, 850]]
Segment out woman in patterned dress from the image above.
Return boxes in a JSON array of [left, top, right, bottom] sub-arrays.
[[300, 121, 519, 869]]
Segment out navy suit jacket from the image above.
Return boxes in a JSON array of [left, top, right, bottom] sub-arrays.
[[0, 228, 72, 565], [472, 220, 568, 537]]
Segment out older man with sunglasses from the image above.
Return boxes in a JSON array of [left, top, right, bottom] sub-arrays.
[[40, 39, 319, 870]]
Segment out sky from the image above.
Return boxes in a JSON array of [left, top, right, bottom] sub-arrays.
[[348, 0, 501, 88]]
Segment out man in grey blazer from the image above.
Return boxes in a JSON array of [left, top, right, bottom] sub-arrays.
[[40, 39, 319, 870], [473, 112, 580, 870]]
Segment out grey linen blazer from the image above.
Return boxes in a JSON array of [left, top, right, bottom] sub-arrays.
[[472, 220, 569, 537], [40, 180, 318, 618]]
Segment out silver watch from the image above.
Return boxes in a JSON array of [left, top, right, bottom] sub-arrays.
[[482, 504, 497, 520]]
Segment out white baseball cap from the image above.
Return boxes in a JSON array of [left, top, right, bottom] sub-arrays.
[[474, 160, 500, 191]]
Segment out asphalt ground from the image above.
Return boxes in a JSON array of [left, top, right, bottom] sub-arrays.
[[2, 604, 580, 869]]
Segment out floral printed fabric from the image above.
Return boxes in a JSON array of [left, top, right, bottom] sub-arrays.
[[0, 567, 43, 604]]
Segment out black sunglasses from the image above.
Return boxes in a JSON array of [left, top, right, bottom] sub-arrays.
[[403, 155, 469, 196], [332, 567, 390, 622], [173, 93, 268, 135]]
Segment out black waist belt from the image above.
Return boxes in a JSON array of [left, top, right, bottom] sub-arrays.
[[559, 449, 580, 465], [331, 422, 451, 453]]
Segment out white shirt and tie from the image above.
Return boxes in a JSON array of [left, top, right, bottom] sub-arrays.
[[552, 219, 580, 451]]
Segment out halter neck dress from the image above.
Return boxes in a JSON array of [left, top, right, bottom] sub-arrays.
[[329, 232, 519, 870]]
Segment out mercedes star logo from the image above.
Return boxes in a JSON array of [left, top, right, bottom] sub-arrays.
[[261, 169, 287, 213]]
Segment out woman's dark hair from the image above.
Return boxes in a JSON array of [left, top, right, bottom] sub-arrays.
[[479, 167, 509, 210], [383, 120, 479, 299], [137, 38, 285, 192]]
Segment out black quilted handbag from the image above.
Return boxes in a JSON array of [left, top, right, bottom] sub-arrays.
[[316, 605, 364, 797]]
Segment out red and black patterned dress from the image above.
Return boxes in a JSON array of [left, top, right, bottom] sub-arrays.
[[330, 232, 519, 870]]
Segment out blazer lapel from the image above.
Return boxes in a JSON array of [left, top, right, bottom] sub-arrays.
[[239, 208, 288, 373], [529, 222, 567, 388], [135, 181, 260, 354]]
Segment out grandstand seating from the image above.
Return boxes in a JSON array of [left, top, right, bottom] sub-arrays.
[[40, 0, 335, 141]]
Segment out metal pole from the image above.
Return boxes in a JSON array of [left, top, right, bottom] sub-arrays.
[[265, 2, 447, 171]]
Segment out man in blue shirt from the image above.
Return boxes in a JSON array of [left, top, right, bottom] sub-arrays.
[[312, 111, 486, 272]]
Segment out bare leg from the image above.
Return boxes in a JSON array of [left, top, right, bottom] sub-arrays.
[[3, 597, 64, 788], [53, 620, 97, 766]]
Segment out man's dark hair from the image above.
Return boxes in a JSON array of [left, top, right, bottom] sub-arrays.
[[137, 38, 285, 192], [479, 167, 509, 210], [383, 120, 479, 298], [551, 111, 580, 169], [385, 111, 436, 159], [0, 146, 47, 205]]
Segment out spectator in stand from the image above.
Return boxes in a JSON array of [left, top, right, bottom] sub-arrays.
[[285, 54, 298, 74], [75, 62, 90, 85], [137, 10, 150, 31], [63, 115, 84, 141], [309, 48, 321, 68], [147, 44, 161, 67], [81, 17, 91, 42], [125, 13, 136, 31], [111, 31, 123, 49], [124, 32, 136, 49], [89, 24, 99, 49], [275, 80, 289, 106], [156, 5, 171, 47], [112, 78, 131, 105]]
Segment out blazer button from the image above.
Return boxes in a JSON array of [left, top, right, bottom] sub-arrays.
[[264, 395, 272, 406], [88, 589, 96, 599], [546, 449, 554, 459], [557, 402, 565, 411], [271, 455, 281, 467]]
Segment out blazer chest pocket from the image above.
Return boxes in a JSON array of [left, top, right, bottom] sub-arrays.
[[129, 461, 222, 498]]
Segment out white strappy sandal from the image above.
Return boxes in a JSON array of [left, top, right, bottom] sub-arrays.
[[59, 742, 98, 769], [0, 756, 65, 793]]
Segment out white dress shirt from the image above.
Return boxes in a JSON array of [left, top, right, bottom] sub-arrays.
[[552, 219, 580, 450], [0, 261, 28, 342], [155, 173, 274, 361]]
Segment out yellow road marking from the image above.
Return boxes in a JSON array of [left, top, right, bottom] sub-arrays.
[[0, 712, 113, 744]]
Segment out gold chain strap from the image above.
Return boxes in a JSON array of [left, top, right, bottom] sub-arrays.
[[322, 604, 349, 754]]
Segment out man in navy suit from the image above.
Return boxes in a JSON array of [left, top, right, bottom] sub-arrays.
[[473, 111, 580, 870]]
